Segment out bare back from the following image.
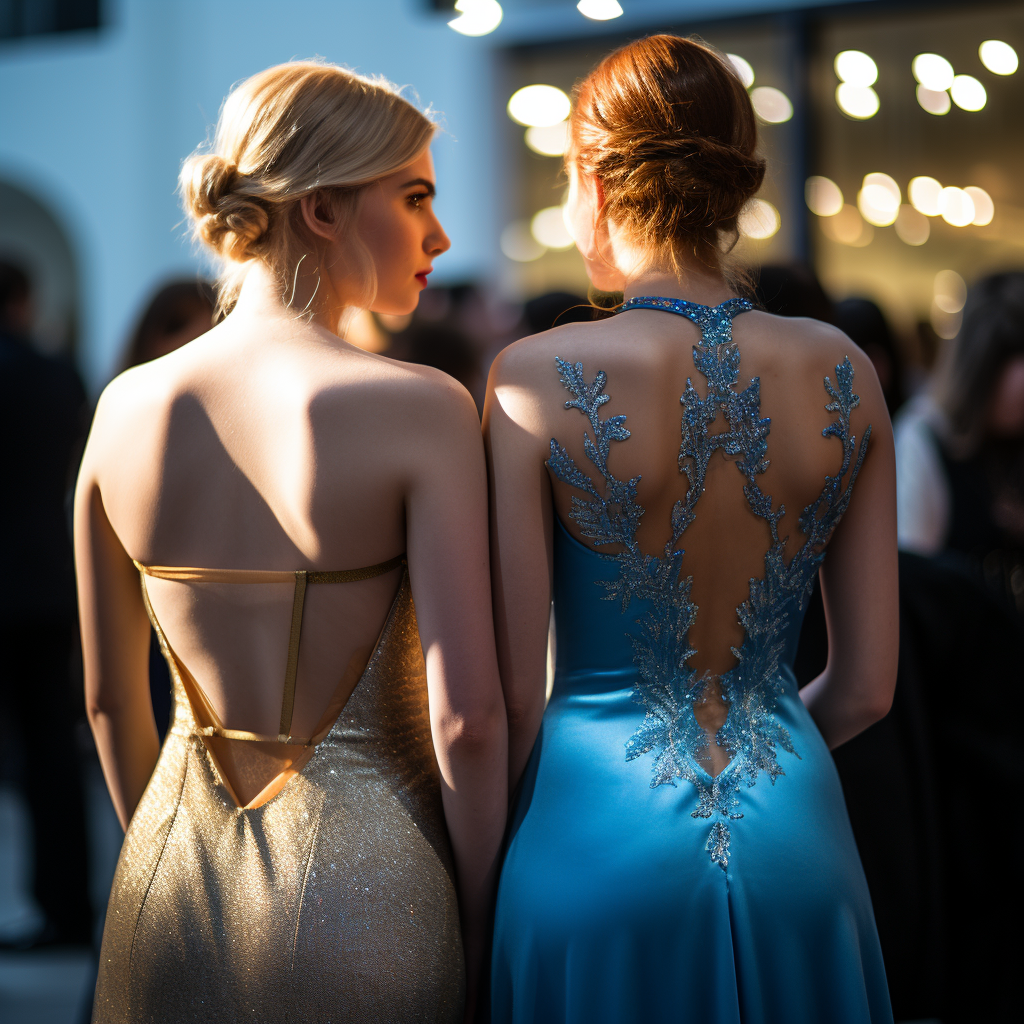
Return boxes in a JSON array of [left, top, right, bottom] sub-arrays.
[[486, 294, 897, 781]]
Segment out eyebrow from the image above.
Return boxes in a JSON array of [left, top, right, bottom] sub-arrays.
[[400, 177, 436, 197]]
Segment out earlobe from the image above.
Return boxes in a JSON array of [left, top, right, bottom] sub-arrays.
[[299, 192, 337, 242]]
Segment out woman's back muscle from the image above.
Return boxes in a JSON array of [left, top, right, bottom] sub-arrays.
[[90, 313, 460, 739]]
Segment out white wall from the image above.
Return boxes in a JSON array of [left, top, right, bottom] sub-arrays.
[[0, 0, 499, 392]]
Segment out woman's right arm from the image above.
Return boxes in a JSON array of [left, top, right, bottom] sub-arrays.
[[404, 376, 508, 1022], [74, 401, 159, 831]]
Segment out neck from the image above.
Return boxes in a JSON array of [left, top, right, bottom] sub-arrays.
[[620, 264, 736, 308], [231, 260, 344, 333]]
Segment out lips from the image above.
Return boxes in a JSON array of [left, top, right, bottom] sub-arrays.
[[415, 268, 432, 288]]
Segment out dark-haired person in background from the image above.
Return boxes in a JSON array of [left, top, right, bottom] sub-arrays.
[[0, 259, 91, 948]]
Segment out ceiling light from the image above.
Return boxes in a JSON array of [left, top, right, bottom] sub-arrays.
[[908, 176, 943, 216], [834, 50, 878, 87], [939, 187, 976, 227], [912, 53, 955, 92], [448, 0, 503, 37], [805, 176, 844, 217], [530, 206, 574, 250], [835, 83, 879, 119], [950, 75, 987, 111], [964, 186, 994, 226], [576, 0, 623, 20], [916, 85, 951, 115], [728, 54, 755, 88], [894, 205, 930, 246], [508, 85, 571, 127], [979, 40, 1018, 76], [750, 87, 792, 123]]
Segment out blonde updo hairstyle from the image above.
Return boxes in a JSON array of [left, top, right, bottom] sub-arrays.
[[181, 61, 436, 320], [568, 35, 766, 279]]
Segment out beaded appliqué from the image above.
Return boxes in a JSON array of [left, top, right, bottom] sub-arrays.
[[546, 296, 871, 869]]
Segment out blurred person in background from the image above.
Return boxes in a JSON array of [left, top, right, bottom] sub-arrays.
[[894, 271, 1024, 613], [833, 298, 906, 418], [753, 260, 835, 324], [0, 259, 92, 948], [121, 278, 215, 370], [120, 278, 216, 742]]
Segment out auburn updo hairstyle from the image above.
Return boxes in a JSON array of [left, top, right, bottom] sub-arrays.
[[568, 34, 766, 276], [180, 61, 435, 319]]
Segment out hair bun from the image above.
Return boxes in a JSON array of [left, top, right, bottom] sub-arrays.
[[180, 152, 269, 262]]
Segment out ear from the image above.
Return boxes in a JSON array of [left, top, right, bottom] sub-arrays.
[[299, 191, 339, 243]]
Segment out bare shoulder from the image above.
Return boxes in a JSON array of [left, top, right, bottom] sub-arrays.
[[488, 321, 599, 388]]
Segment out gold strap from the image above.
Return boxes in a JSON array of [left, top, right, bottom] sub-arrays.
[[280, 570, 307, 737], [133, 552, 407, 742], [196, 725, 312, 746]]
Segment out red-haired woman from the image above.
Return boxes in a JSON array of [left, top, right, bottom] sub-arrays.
[[485, 35, 896, 1024]]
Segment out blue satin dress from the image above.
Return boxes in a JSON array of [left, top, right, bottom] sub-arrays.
[[491, 297, 892, 1024]]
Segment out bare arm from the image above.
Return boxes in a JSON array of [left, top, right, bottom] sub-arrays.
[[405, 379, 508, 1022], [800, 368, 899, 748], [482, 350, 554, 795], [75, 421, 159, 831]]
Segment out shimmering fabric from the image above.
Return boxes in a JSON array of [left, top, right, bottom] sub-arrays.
[[94, 570, 464, 1023], [491, 298, 892, 1024]]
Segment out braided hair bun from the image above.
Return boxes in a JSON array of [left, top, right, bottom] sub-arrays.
[[570, 35, 766, 269]]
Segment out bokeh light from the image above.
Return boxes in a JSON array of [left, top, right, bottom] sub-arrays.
[[738, 199, 780, 240], [750, 87, 793, 124], [912, 53, 955, 92], [908, 176, 944, 216], [916, 85, 951, 115], [500, 221, 545, 262], [939, 186, 975, 226], [530, 205, 574, 250], [525, 122, 569, 157], [964, 186, 995, 225], [950, 75, 987, 111], [934, 269, 967, 313], [894, 205, 930, 246], [448, 0, 503, 37], [979, 40, 1018, 75], [820, 205, 873, 247], [857, 173, 901, 226], [576, 0, 623, 20], [835, 83, 879, 119], [805, 176, 844, 217], [727, 54, 755, 88], [507, 84, 571, 127], [834, 50, 878, 87]]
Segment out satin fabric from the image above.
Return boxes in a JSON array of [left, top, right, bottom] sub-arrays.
[[491, 519, 892, 1024]]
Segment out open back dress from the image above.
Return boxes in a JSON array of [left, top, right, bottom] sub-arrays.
[[93, 558, 464, 1023], [490, 297, 892, 1024]]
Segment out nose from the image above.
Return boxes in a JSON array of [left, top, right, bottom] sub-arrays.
[[426, 213, 451, 257]]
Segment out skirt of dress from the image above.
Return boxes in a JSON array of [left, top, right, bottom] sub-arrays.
[[491, 674, 893, 1024], [94, 577, 464, 1024]]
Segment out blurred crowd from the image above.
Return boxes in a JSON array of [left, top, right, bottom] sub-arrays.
[[1, 253, 1021, 1023]]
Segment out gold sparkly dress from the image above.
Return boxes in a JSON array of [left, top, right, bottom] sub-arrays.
[[93, 558, 465, 1023]]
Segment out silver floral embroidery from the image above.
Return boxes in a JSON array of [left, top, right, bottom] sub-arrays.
[[546, 296, 871, 869]]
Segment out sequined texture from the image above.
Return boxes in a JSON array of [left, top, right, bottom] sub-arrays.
[[93, 571, 465, 1022], [547, 297, 871, 869]]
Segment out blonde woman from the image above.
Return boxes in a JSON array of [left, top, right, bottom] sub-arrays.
[[485, 36, 896, 1023], [77, 62, 506, 1022]]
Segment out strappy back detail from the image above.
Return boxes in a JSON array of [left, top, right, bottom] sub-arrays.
[[134, 553, 406, 746]]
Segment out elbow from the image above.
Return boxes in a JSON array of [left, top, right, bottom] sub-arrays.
[[436, 697, 507, 758], [860, 665, 897, 726]]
